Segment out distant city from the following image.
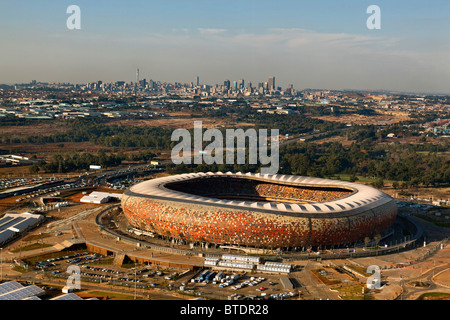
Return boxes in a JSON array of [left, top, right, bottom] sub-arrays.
[[0, 73, 449, 133]]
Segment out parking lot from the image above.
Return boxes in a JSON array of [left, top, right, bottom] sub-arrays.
[[181, 269, 300, 300], [28, 250, 195, 291], [26, 249, 301, 300]]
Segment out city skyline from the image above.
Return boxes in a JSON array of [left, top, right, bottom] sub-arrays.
[[1, 0, 450, 94]]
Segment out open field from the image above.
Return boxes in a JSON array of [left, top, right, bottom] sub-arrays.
[[104, 116, 255, 130], [0, 141, 104, 156], [384, 186, 450, 201], [417, 292, 450, 300], [333, 173, 449, 202], [433, 268, 450, 288], [310, 110, 411, 125], [0, 113, 256, 161], [0, 122, 69, 136]]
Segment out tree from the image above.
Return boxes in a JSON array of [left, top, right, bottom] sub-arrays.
[[371, 178, 384, 189], [373, 234, 382, 247], [29, 164, 40, 174], [364, 236, 371, 247]]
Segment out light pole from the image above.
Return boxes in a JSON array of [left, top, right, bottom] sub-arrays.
[[133, 261, 137, 300]]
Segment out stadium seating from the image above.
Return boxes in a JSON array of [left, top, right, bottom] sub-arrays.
[[167, 177, 352, 204]]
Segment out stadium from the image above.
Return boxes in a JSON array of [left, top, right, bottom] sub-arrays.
[[121, 172, 398, 249]]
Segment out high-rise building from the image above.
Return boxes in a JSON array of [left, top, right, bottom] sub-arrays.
[[136, 68, 140, 82], [268, 76, 275, 91], [196, 76, 199, 86], [224, 80, 230, 90], [237, 79, 245, 90]]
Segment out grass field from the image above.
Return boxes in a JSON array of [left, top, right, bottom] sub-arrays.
[[11, 242, 53, 253], [335, 284, 377, 300], [417, 292, 450, 300], [83, 290, 144, 300]]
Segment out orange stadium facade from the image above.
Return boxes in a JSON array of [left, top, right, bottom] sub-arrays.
[[121, 172, 398, 249]]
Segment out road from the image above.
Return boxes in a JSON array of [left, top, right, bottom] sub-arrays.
[[293, 261, 342, 300], [395, 263, 450, 300], [279, 127, 350, 147]]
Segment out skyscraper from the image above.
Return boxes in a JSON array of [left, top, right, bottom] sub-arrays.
[[224, 80, 230, 91], [237, 79, 245, 90], [136, 68, 140, 82], [268, 76, 275, 91]]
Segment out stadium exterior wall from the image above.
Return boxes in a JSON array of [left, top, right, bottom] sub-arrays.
[[121, 172, 397, 248]]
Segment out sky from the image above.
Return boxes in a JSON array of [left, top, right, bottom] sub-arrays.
[[1, 0, 450, 94]]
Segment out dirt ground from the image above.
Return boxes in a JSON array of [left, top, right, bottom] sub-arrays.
[[0, 141, 104, 156], [107, 116, 255, 130], [433, 268, 450, 288], [0, 122, 68, 136], [311, 110, 411, 125], [383, 186, 450, 202]]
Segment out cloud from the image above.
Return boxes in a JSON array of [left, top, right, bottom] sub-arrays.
[[219, 28, 397, 51], [197, 28, 227, 35], [2, 25, 449, 93]]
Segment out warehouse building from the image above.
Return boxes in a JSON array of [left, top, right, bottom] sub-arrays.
[[0, 212, 44, 246]]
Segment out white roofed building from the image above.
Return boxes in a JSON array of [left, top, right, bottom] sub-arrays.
[[80, 191, 122, 204]]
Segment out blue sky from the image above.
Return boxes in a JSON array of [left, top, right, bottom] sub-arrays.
[[1, 0, 450, 93]]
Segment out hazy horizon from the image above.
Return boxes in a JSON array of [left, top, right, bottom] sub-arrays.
[[1, 0, 450, 94]]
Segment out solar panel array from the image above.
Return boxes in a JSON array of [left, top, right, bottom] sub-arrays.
[[0, 284, 44, 300], [22, 295, 42, 300], [0, 213, 43, 246], [0, 216, 14, 226], [0, 281, 23, 295], [0, 281, 94, 300], [0, 230, 17, 245], [51, 293, 84, 300], [0, 217, 26, 229]]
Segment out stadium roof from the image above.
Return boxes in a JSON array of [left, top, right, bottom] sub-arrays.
[[127, 172, 393, 216]]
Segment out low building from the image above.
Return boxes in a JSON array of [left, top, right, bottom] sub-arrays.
[[0, 154, 38, 166], [80, 191, 122, 204], [0, 212, 44, 246]]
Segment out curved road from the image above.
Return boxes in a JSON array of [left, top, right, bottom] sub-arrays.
[[395, 263, 450, 300]]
